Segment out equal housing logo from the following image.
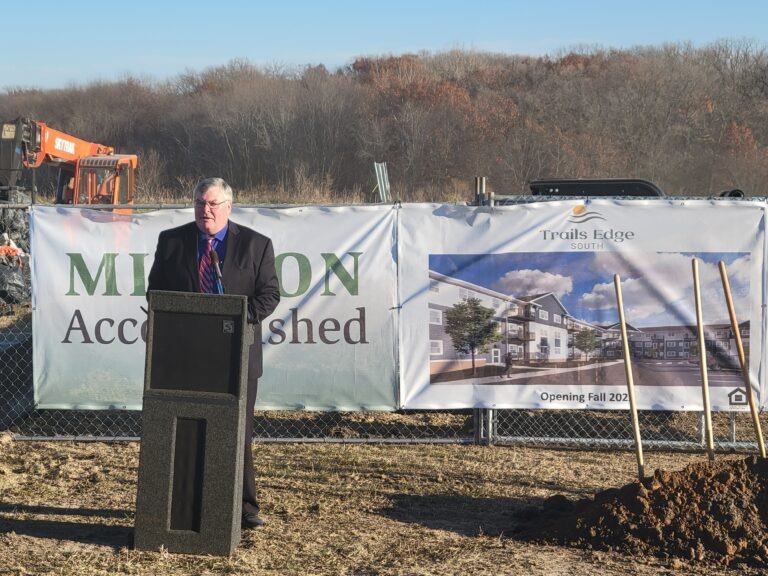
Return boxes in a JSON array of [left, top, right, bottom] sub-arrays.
[[540, 205, 636, 250]]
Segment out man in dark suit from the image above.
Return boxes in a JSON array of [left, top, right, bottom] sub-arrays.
[[147, 177, 280, 529]]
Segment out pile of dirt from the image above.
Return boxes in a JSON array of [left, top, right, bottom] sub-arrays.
[[515, 456, 768, 567]]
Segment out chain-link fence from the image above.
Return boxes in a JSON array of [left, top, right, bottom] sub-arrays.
[[491, 408, 766, 451], [1, 203, 766, 450]]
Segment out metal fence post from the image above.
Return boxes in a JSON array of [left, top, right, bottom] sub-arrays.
[[474, 177, 486, 206], [473, 408, 484, 444], [487, 408, 496, 444]]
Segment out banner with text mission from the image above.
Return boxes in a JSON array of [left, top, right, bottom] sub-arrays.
[[31, 205, 397, 410], [399, 201, 766, 411]]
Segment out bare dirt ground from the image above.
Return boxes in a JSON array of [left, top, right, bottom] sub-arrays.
[[0, 433, 764, 576]]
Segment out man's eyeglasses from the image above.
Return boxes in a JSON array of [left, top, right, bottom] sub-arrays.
[[194, 199, 229, 211]]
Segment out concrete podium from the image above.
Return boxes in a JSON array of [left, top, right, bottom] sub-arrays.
[[134, 290, 253, 555]]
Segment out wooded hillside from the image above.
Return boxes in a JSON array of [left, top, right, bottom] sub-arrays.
[[3, 41, 767, 201]]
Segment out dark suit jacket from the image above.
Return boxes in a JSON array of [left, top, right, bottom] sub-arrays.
[[147, 220, 280, 380]]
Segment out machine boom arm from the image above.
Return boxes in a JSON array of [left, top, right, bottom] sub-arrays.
[[24, 121, 114, 167]]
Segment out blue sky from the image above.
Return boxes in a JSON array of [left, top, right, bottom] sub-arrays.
[[3, 0, 767, 89], [430, 251, 751, 327]]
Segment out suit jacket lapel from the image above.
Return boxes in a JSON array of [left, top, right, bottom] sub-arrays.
[[184, 222, 201, 292], [221, 220, 240, 292]]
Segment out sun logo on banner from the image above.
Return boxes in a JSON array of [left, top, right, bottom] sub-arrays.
[[568, 205, 606, 223]]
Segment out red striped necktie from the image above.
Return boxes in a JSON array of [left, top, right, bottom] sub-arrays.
[[198, 237, 215, 293]]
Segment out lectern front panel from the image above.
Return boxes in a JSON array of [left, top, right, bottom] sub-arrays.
[[149, 311, 243, 395]]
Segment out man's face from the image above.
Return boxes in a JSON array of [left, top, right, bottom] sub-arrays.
[[194, 185, 232, 235]]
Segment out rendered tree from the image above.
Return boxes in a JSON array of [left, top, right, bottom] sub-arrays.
[[574, 329, 599, 360], [443, 297, 500, 375]]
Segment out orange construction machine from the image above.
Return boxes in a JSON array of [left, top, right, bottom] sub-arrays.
[[0, 117, 137, 205]]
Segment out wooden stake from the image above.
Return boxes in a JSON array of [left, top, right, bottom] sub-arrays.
[[614, 274, 645, 480], [718, 261, 766, 458], [692, 258, 715, 460]]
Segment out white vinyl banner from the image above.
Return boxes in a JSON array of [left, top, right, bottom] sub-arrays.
[[399, 200, 766, 411], [31, 205, 397, 410]]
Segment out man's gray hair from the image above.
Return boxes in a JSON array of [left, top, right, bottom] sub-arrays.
[[193, 177, 234, 203]]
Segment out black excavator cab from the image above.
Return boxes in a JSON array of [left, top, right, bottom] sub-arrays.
[[0, 119, 35, 202]]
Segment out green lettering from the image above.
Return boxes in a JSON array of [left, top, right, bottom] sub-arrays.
[[66, 253, 120, 296], [275, 252, 312, 297], [130, 253, 148, 296], [321, 252, 361, 296]]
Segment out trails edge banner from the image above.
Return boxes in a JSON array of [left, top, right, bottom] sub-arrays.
[[398, 200, 766, 411]]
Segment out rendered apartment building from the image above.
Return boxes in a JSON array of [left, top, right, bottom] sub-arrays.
[[599, 322, 747, 363], [428, 271, 746, 373], [429, 271, 580, 373]]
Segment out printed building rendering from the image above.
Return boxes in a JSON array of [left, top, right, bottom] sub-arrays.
[[428, 271, 747, 379]]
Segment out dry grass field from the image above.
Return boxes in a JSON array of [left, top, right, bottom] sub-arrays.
[[0, 434, 762, 576]]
